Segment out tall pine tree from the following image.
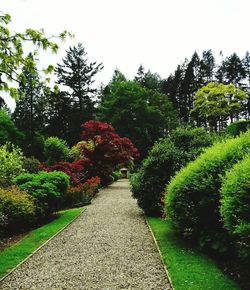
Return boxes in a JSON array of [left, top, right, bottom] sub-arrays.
[[56, 43, 103, 143]]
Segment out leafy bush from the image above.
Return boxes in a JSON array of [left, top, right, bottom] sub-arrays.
[[165, 130, 250, 253], [0, 186, 35, 235], [23, 156, 40, 173], [44, 137, 70, 164], [220, 154, 250, 260], [0, 143, 24, 187], [225, 120, 250, 137], [131, 127, 215, 216], [13, 171, 70, 217], [112, 171, 122, 181]]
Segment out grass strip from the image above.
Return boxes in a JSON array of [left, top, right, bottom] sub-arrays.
[[147, 217, 240, 290], [0, 207, 84, 279]]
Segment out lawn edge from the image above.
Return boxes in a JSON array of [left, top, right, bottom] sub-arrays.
[[145, 216, 174, 290], [0, 207, 85, 282]]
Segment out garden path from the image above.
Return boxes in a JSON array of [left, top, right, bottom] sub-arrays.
[[0, 179, 171, 290]]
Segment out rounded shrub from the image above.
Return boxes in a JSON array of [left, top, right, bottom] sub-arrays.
[[13, 171, 70, 218], [220, 154, 250, 260], [165, 130, 250, 253], [0, 186, 35, 234], [44, 137, 70, 164], [23, 156, 40, 173], [131, 127, 215, 217]]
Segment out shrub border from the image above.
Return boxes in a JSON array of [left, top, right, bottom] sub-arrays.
[[0, 207, 85, 282]]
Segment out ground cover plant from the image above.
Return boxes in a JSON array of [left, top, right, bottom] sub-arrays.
[[0, 208, 84, 279]]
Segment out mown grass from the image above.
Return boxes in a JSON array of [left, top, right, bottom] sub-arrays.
[[0, 207, 84, 279], [148, 217, 240, 290]]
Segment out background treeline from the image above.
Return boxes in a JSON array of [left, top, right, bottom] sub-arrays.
[[1, 47, 250, 160]]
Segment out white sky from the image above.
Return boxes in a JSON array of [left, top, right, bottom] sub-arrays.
[[1, 0, 250, 109]]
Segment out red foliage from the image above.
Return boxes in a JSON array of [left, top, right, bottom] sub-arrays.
[[80, 120, 139, 164], [40, 158, 93, 185]]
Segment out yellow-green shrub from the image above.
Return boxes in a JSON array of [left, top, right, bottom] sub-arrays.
[[0, 186, 35, 235], [220, 154, 250, 261], [165, 130, 250, 253]]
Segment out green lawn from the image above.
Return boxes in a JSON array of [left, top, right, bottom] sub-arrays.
[[148, 217, 240, 290], [0, 207, 84, 279]]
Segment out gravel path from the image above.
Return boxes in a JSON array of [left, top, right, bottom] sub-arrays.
[[0, 179, 171, 290]]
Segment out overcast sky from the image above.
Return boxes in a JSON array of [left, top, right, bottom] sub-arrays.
[[1, 0, 250, 109]]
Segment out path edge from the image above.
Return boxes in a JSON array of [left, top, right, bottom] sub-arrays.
[[145, 217, 174, 290], [0, 208, 86, 283]]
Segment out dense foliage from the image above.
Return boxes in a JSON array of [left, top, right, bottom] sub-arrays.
[[13, 171, 70, 218], [99, 79, 178, 159], [131, 127, 215, 216], [225, 120, 250, 137], [220, 155, 250, 260], [44, 137, 70, 164], [165, 130, 250, 253], [0, 186, 35, 235], [0, 144, 24, 187]]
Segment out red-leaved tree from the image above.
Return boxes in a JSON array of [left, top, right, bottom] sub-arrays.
[[79, 120, 139, 184]]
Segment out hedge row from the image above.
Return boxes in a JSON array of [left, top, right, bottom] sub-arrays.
[[165, 130, 250, 258]]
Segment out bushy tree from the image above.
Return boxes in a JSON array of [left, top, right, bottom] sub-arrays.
[[79, 120, 139, 185], [98, 78, 178, 159], [191, 82, 247, 131]]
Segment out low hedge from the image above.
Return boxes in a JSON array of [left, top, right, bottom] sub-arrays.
[[165, 130, 250, 253], [13, 171, 70, 218], [220, 154, 250, 261], [0, 186, 35, 235]]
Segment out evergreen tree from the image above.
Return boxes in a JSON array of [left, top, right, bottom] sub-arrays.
[[200, 50, 215, 84], [134, 65, 163, 91], [13, 53, 46, 157], [55, 43, 103, 143], [216, 53, 246, 85]]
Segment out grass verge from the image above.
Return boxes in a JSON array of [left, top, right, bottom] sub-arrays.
[[0, 207, 84, 279], [147, 217, 240, 290]]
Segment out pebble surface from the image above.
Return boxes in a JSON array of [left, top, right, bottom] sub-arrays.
[[0, 179, 171, 290]]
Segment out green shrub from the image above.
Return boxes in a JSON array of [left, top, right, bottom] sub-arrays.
[[0, 143, 24, 187], [112, 171, 122, 181], [44, 137, 70, 164], [131, 127, 215, 217], [0, 186, 35, 235], [225, 120, 250, 137], [22, 156, 40, 173], [13, 171, 70, 217], [166, 130, 250, 253], [220, 154, 250, 260]]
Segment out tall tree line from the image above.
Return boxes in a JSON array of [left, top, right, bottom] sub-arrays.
[[162, 50, 250, 122]]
